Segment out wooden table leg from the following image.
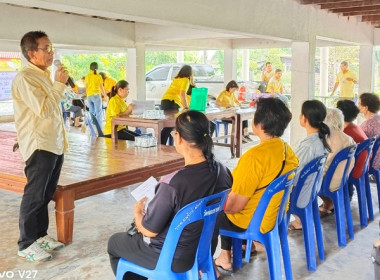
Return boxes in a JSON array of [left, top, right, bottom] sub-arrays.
[[236, 114, 243, 158], [111, 121, 118, 144], [54, 189, 75, 244], [230, 116, 236, 158]]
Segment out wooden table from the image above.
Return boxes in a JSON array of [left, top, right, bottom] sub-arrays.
[[0, 131, 184, 244], [112, 108, 238, 157]]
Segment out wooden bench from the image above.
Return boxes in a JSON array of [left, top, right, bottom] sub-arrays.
[[0, 131, 184, 244]]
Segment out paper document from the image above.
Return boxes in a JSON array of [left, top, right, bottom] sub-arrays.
[[131, 176, 158, 206], [131, 100, 156, 115]]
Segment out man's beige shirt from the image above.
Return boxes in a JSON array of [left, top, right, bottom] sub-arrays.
[[336, 70, 358, 99], [12, 62, 68, 162]]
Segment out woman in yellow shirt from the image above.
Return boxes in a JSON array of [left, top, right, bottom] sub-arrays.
[[212, 98, 299, 275], [85, 62, 106, 128], [103, 80, 140, 141], [160, 64, 192, 144], [216, 80, 251, 142]]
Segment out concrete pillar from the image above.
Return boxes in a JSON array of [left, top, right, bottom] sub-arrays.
[[224, 49, 237, 83], [242, 49, 250, 81], [203, 50, 208, 64], [359, 45, 375, 94], [177, 51, 184, 63], [290, 39, 316, 147], [127, 48, 137, 101], [320, 47, 329, 97], [135, 43, 146, 100]]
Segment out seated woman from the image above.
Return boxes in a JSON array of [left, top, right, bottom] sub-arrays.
[[337, 99, 368, 179], [160, 65, 192, 144], [359, 93, 380, 170], [216, 80, 251, 142], [319, 108, 355, 215], [289, 100, 331, 230], [62, 85, 84, 127], [103, 80, 140, 141], [213, 98, 298, 274], [108, 110, 232, 280]]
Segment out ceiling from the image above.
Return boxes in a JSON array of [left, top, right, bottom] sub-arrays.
[[300, 0, 380, 28]]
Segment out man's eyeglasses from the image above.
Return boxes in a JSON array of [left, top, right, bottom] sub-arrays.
[[37, 45, 55, 54]]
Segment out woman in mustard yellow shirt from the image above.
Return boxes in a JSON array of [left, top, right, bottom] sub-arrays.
[[160, 64, 192, 144], [103, 80, 140, 141], [212, 98, 299, 276], [216, 80, 251, 142]]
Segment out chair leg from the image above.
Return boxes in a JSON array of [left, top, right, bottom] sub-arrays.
[[343, 183, 354, 239], [279, 219, 293, 280], [332, 191, 346, 247], [299, 208, 317, 271], [264, 232, 282, 280], [312, 199, 325, 261], [374, 171, 380, 213], [232, 238, 243, 269], [354, 180, 368, 227], [201, 255, 217, 280], [365, 172, 374, 221], [223, 122, 228, 144], [244, 240, 253, 263]]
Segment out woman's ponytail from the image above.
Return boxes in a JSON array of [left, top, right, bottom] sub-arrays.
[[318, 122, 331, 152]]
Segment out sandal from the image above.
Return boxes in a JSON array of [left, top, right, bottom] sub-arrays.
[[319, 205, 334, 218]]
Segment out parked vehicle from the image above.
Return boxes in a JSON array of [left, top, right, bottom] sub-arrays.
[[145, 63, 259, 103]]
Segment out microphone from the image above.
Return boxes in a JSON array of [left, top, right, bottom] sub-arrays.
[[53, 60, 75, 88]]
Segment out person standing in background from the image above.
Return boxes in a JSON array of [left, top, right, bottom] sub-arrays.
[[85, 62, 107, 127], [261, 62, 274, 83], [330, 61, 358, 100], [100, 72, 117, 99], [12, 30, 69, 262]]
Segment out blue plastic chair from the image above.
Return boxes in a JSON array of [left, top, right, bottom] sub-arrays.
[[369, 137, 380, 212], [61, 102, 71, 120], [89, 112, 104, 137], [285, 155, 327, 271], [116, 189, 229, 280], [348, 137, 376, 227], [214, 120, 229, 143], [219, 170, 297, 280], [318, 145, 357, 247]]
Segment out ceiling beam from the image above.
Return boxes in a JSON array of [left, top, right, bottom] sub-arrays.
[[301, 0, 352, 4], [362, 15, 380, 21], [331, 5, 380, 13], [343, 10, 380, 16], [320, 0, 380, 10]]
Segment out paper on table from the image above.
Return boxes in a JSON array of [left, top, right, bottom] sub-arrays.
[[131, 100, 155, 115], [131, 176, 158, 206]]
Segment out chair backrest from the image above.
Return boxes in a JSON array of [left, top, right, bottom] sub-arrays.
[[370, 136, 380, 170], [155, 189, 229, 269], [90, 112, 104, 137], [352, 137, 376, 178], [245, 169, 297, 234], [290, 155, 327, 209], [321, 145, 357, 192]]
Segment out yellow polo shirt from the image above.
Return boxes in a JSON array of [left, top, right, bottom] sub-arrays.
[[12, 62, 68, 161], [85, 70, 103, 97], [216, 90, 239, 107], [161, 77, 190, 108], [227, 138, 299, 232], [266, 76, 284, 94], [104, 77, 117, 93], [336, 70, 358, 99], [104, 94, 128, 135]]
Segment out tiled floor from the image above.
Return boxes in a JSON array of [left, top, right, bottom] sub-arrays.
[[0, 124, 379, 280]]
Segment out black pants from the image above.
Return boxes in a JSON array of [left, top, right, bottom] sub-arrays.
[[104, 129, 140, 141], [108, 232, 192, 280], [160, 99, 179, 145], [18, 150, 64, 250], [212, 212, 245, 255]]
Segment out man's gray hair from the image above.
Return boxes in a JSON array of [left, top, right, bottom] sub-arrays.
[[325, 108, 344, 131]]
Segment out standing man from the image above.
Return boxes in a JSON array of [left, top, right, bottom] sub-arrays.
[[330, 61, 358, 100], [12, 31, 69, 262], [261, 62, 274, 83]]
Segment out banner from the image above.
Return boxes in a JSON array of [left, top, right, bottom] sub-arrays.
[[0, 72, 17, 101]]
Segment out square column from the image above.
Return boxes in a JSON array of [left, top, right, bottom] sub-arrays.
[[359, 45, 375, 94], [290, 40, 316, 147], [224, 49, 237, 84], [126, 48, 137, 101]]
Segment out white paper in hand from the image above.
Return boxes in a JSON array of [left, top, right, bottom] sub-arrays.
[[131, 176, 158, 207]]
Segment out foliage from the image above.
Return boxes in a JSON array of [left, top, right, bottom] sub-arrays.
[[61, 53, 126, 82]]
